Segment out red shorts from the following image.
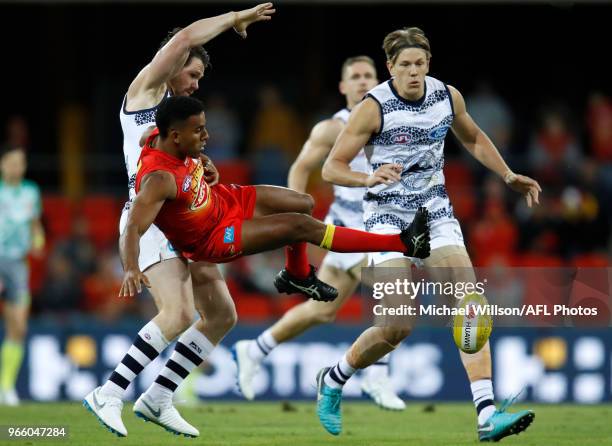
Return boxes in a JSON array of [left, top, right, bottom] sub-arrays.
[[192, 184, 256, 263]]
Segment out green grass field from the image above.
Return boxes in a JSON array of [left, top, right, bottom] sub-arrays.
[[0, 401, 610, 445]]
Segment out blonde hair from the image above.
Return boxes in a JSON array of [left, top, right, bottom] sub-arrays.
[[382, 27, 431, 63]]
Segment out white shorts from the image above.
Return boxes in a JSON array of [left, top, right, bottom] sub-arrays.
[[119, 207, 181, 271], [368, 217, 465, 266], [321, 251, 366, 272], [322, 214, 367, 273]]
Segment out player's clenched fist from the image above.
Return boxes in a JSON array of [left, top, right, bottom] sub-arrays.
[[119, 269, 151, 297], [233, 3, 276, 39]]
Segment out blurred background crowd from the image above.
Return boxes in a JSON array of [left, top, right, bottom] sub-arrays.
[[1, 2, 610, 325]]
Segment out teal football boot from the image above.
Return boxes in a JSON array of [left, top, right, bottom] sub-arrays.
[[478, 392, 535, 442], [316, 367, 343, 435]]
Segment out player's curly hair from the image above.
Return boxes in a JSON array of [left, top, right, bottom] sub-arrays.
[[156, 96, 205, 138], [383, 27, 431, 63], [159, 27, 211, 69]]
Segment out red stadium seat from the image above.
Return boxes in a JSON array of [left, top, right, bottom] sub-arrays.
[[275, 295, 305, 316], [335, 295, 363, 322], [42, 195, 75, 242], [570, 253, 610, 267], [233, 293, 275, 321], [444, 160, 474, 190], [448, 187, 477, 222], [514, 253, 564, 267], [80, 196, 122, 249]]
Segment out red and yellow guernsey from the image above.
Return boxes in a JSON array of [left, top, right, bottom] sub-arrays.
[[135, 128, 223, 260]]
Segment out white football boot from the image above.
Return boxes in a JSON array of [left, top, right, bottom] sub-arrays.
[[232, 340, 261, 401], [361, 375, 406, 411], [83, 386, 127, 437], [133, 392, 199, 437]]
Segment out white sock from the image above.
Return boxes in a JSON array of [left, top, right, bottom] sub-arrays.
[[247, 329, 278, 362], [101, 321, 169, 399], [146, 325, 215, 402], [324, 354, 356, 389], [471, 379, 496, 425], [364, 353, 390, 381]]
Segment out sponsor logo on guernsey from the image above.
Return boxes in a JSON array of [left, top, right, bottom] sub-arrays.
[[182, 175, 192, 192], [429, 125, 450, 140], [392, 134, 411, 144], [223, 226, 235, 243]]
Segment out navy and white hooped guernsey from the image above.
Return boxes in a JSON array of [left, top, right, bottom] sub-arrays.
[[363, 76, 455, 233]]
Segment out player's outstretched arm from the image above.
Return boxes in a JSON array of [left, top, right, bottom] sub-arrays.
[[136, 3, 275, 94], [323, 98, 400, 187], [288, 119, 343, 192], [119, 171, 176, 297], [448, 85, 542, 207]]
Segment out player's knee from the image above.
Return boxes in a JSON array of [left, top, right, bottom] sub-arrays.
[[199, 303, 237, 335], [299, 193, 315, 214], [218, 304, 238, 332], [283, 213, 316, 242], [382, 326, 411, 346]]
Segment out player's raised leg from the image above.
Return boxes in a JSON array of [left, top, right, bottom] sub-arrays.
[[239, 206, 429, 302], [251, 185, 338, 300]]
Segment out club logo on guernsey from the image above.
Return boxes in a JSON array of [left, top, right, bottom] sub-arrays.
[[186, 161, 210, 211]]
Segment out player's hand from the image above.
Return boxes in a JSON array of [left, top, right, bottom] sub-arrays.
[[233, 3, 275, 39], [505, 172, 542, 208], [200, 154, 220, 186], [119, 268, 151, 297], [365, 163, 402, 187]]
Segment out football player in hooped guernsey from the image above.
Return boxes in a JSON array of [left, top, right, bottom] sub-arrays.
[[122, 95, 431, 295], [233, 56, 405, 410], [319, 27, 539, 441], [83, 3, 276, 440]]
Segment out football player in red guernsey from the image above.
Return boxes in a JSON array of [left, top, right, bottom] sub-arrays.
[[122, 96, 431, 301]]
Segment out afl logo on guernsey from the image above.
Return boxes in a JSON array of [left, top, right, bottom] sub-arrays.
[[429, 125, 450, 141], [392, 134, 411, 145], [182, 175, 192, 192]]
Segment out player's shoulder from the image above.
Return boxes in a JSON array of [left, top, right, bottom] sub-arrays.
[[310, 117, 344, 142], [124, 67, 168, 113], [365, 80, 393, 100], [138, 167, 176, 193]]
